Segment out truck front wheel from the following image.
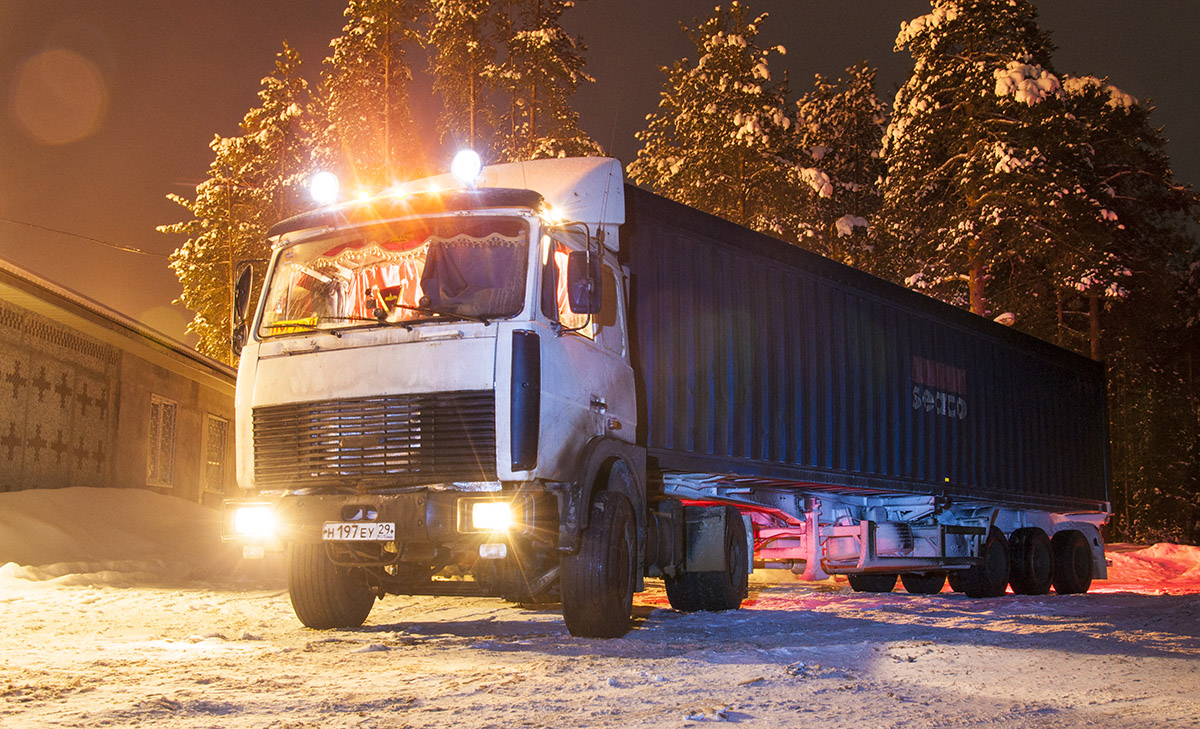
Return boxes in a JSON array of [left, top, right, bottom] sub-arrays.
[[561, 491, 637, 638], [665, 505, 749, 612], [288, 542, 375, 629]]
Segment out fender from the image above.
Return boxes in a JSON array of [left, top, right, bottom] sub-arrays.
[[555, 436, 646, 556]]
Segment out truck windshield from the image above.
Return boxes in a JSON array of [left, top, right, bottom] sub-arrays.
[[259, 216, 529, 335]]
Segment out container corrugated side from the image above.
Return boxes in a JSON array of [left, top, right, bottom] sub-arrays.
[[622, 186, 1110, 512]]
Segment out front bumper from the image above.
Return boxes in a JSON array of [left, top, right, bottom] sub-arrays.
[[223, 488, 555, 551]]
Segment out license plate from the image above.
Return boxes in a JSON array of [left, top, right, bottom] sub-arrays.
[[322, 522, 396, 541]]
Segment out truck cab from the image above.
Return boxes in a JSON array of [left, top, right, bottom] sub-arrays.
[[225, 157, 710, 638]]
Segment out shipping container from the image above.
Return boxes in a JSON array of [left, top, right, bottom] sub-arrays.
[[624, 186, 1110, 513]]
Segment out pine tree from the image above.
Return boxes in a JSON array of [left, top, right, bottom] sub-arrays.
[[628, 2, 812, 241], [493, 0, 602, 161], [877, 0, 1118, 319], [240, 41, 315, 224], [162, 135, 270, 364], [428, 0, 503, 154], [792, 62, 887, 267], [161, 43, 314, 363], [1062, 76, 1200, 542], [880, 0, 1200, 541], [316, 0, 426, 191]]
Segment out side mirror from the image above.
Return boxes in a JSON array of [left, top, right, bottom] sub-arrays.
[[234, 264, 253, 325], [566, 251, 602, 315], [231, 264, 253, 356]]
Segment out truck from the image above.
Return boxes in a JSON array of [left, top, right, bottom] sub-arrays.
[[224, 155, 1111, 638]]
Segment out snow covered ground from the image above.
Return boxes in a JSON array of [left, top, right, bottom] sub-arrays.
[[2, 488, 1198, 728]]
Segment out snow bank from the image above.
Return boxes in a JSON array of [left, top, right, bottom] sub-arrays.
[[1098, 542, 1200, 594], [0, 487, 242, 586]]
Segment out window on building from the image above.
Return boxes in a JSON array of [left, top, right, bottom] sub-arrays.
[[147, 395, 177, 487], [204, 415, 229, 493]]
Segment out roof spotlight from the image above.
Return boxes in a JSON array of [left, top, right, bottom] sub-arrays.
[[451, 149, 483, 188], [310, 171, 340, 205]]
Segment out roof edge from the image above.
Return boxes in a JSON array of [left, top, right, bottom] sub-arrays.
[[0, 257, 235, 378]]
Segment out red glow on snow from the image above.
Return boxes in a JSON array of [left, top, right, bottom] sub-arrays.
[[633, 542, 1200, 611]]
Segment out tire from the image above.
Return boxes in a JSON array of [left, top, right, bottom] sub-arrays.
[[665, 505, 749, 612], [287, 542, 375, 629], [901, 572, 946, 595], [561, 491, 637, 638], [847, 573, 898, 593], [947, 570, 968, 593], [1052, 530, 1093, 595], [1009, 527, 1053, 595], [961, 527, 1010, 598]]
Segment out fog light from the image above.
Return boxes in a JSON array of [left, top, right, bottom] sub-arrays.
[[233, 505, 276, 538], [471, 501, 514, 532], [479, 543, 507, 560]]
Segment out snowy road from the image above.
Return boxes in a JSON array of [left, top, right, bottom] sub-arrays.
[[3, 571, 1199, 729], [2, 488, 1199, 728]]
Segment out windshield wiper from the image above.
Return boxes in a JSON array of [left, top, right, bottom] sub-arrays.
[[391, 304, 491, 326], [264, 307, 489, 338]]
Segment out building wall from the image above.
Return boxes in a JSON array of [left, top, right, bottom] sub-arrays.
[[114, 351, 236, 508], [0, 298, 120, 492], [0, 261, 235, 507]]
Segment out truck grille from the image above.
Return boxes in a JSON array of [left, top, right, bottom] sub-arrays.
[[253, 391, 496, 486]]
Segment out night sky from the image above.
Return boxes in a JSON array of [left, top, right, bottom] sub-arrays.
[[2, 1, 1197, 346]]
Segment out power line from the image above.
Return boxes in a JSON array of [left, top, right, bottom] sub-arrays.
[[0, 217, 169, 257]]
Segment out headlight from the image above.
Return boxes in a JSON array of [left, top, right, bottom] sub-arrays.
[[232, 505, 276, 538], [471, 501, 515, 532]]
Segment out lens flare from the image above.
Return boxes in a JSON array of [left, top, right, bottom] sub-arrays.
[[12, 49, 108, 145]]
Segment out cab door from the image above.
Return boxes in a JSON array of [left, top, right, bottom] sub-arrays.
[[534, 230, 636, 482]]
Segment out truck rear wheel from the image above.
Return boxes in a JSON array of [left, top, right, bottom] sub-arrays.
[[1009, 527, 1053, 595], [561, 491, 636, 638], [847, 573, 898, 593], [900, 572, 946, 594], [287, 542, 375, 629], [961, 527, 1010, 598], [665, 505, 749, 612], [1052, 530, 1093, 594]]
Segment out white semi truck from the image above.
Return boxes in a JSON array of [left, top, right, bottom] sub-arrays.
[[224, 155, 1111, 638]]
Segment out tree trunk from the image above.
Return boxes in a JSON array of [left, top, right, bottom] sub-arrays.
[[969, 263, 986, 316], [1089, 292, 1101, 361], [968, 237, 986, 316], [1056, 290, 1064, 346], [383, 8, 391, 180]]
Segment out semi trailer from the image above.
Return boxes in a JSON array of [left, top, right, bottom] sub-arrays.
[[224, 155, 1111, 638]]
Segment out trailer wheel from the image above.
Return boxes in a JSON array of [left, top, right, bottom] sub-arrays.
[[665, 505, 749, 612], [962, 527, 1010, 598], [287, 542, 375, 629], [561, 491, 636, 638], [1009, 527, 1053, 595], [900, 572, 946, 594], [847, 573, 898, 593], [1052, 530, 1093, 595]]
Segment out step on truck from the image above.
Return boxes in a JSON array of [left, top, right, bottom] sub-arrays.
[[224, 154, 1111, 638]]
